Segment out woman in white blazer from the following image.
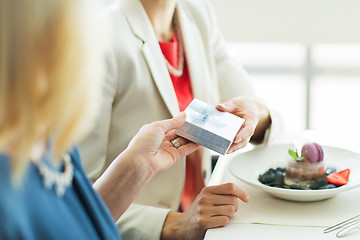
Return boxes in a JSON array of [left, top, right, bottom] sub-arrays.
[[79, 0, 283, 239]]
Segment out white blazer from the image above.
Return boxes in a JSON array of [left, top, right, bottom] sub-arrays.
[[79, 0, 284, 239]]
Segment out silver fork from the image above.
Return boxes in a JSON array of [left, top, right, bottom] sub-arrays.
[[336, 221, 360, 237], [324, 215, 360, 237]]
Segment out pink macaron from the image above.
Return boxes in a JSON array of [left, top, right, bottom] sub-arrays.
[[301, 142, 324, 163]]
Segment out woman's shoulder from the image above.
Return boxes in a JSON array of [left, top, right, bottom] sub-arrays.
[[68, 147, 82, 167], [0, 150, 120, 240], [68, 146, 93, 181], [0, 155, 33, 238], [0, 154, 14, 194]]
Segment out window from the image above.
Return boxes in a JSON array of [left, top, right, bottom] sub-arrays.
[[228, 43, 360, 151]]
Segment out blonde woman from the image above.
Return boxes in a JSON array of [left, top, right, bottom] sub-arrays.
[[0, 0, 203, 239]]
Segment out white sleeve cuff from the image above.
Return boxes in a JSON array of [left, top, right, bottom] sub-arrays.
[[261, 106, 286, 145], [116, 203, 171, 240]]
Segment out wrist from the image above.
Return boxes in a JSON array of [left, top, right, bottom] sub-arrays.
[[118, 148, 156, 181], [160, 211, 184, 240], [161, 211, 206, 240], [257, 100, 270, 121], [92, 148, 157, 220], [252, 100, 271, 143]]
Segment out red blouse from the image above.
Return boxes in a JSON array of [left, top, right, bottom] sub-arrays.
[[159, 35, 193, 111], [159, 35, 205, 211]]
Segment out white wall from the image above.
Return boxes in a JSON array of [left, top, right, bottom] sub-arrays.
[[210, 0, 360, 44]]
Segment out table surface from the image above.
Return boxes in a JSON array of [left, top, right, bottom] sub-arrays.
[[204, 131, 360, 240]]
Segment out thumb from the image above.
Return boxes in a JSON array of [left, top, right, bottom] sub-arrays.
[[158, 112, 186, 133]]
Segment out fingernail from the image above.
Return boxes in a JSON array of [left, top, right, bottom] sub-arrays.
[[246, 195, 250, 202], [219, 104, 227, 109], [235, 138, 242, 144]]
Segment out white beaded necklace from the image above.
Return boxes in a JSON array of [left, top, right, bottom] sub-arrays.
[[33, 153, 74, 197], [162, 11, 184, 77]]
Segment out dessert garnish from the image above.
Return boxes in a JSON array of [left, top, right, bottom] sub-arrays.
[[327, 169, 350, 186], [288, 149, 303, 162], [258, 143, 350, 190], [301, 142, 324, 163]]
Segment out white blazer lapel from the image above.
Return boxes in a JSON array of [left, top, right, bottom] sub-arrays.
[[141, 43, 180, 117], [121, 0, 180, 117]]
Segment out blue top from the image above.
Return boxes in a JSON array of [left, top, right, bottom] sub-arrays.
[[0, 147, 121, 240]]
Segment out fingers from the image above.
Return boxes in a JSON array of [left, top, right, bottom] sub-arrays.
[[154, 112, 187, 133], [167, 135, 188, 146], [217, 100, 259, 154], [164, 129, 177, 141], [176, 183, 248, 235], [227, 136, 250, 153], [206, 183, 249, 203], [170, 139, 201, 158], [163, 133, 201, 160], [232, 108, 258, 143], [175, 144, 201, 160], [233, 122, 255, 143], [165, 132, 199, 150], [198, 192, 238, 206], [227, 114, 258, 153], [190, 184, 247, 230], [216, 103, 232, 112], [198, 216, 230, 229], [198, 202, 237, 217]]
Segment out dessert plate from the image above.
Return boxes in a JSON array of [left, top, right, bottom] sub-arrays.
[[229, 144, 360, 202]]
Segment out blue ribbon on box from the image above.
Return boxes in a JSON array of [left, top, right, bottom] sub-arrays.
[[187, 101, 226, 129]]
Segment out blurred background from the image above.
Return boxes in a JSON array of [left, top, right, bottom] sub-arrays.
[[210, 0, 360, 151], [102, 0, 360, 151]]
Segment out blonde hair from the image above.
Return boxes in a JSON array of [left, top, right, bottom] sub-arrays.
[[0, 0, 106, 180]]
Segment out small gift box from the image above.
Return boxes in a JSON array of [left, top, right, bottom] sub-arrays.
[[176, 98, 245, 155]]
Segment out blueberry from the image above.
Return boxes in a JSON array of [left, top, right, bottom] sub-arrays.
[[271, 173, 285, 188], [319, 184, 337, 189], [310, 178, 328, 190], [290, 184, 307, 190], [259, 171, 276, 184]]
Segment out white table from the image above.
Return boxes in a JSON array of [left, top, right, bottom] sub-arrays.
[[205, 133, 360, 240]]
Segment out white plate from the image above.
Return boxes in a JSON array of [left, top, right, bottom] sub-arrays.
[[229, 144, 360, 202]]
